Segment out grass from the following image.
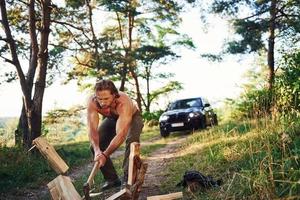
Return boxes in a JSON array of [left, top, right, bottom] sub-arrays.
[[0, 141, 92, 197], [0, 126, 164, 198], [2, 117, 299, 199], [161, 117, 300, 199]]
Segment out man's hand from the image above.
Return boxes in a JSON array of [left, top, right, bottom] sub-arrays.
[[94, 151, 107, 168]]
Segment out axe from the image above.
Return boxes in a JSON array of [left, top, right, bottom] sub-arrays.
[[83, 161, 100, 200]]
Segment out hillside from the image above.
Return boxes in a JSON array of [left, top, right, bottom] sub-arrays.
[[0, 117, 17, 128]]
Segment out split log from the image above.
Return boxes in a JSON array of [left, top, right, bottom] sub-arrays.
[[128, 142, 140, 185], [32, 137, 69, 174], [106, 142, 148, 200], [147, 192, 183, 200], [105, 188, 131, 200], [47, 175, 81, 200]]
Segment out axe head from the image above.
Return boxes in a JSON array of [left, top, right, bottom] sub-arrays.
[[83, 182, 91, 200]]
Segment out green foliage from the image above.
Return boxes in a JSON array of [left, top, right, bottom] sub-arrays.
[[0, 141, 91, 195], [235, 88, 272, 119], [209, 0, 300, 50], [58, 0, 192, 107], [226, 48, 300, 121], [227, 19, 266, 54], [135, 45, 177, 65], [0, 126, 167, 197], [0, 118, 18, 147], [274, 49, 300, 116], [162, 116, 300, 199], [65, 0, 85, 8], [0, 147, 56, 193], [206, 0, 300, 91], [147, 81, 183, 107], [142, 110, 164, 121], [43, 106, 87, 143]]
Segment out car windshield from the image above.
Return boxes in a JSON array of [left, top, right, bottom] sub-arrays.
[[168, 98, 202, 110]]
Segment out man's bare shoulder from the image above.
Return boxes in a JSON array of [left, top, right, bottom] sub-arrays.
[[87, 95, 98, 111], [117, 92, 133, 105], [117, 92, 138, 114]]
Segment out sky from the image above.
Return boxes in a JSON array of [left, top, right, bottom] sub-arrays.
[[0, 6, 253, 118]]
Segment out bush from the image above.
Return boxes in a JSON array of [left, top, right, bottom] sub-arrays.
[[142, 110, 164, 122]]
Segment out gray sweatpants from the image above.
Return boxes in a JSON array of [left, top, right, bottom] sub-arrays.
[[91, 111, 144, 182]]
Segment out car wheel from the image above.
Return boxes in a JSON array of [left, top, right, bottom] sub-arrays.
[[212, 114, 218, 126], [160, 128, 170, 137], [200, 117, 206, 129]]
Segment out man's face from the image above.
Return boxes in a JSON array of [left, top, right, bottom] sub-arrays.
[[95, 90, 114, 108]]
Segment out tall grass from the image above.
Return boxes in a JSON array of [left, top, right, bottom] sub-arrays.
[[162, 116, 300, 199]]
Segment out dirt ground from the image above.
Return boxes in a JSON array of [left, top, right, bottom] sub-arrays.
[[1, 135, 188, 200], [138, 136, 187, 199]]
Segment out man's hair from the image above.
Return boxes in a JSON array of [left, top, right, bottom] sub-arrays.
[[94, 79, 120, 97]]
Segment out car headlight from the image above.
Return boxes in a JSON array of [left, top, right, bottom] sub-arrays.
[[159, 115, 169, 122], [188, 112, 199, 118], [189, 113, 195, 118]]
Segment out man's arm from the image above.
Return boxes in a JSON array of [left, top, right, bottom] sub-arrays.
[[103, 101, 132, 158], [87, 101, 102, 159]]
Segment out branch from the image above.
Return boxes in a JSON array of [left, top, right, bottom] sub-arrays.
[[19, 0, 29, 6], [0, 54, 14, 64], [0, 0, 27, 91], [85, 0, 99, 54], [116, 12, 126, 49], [55, 19, 93, 49], [0, 36, 8, 42], [51, 19, 85, 31], [276, 11, 299, 20], [240, 8, 269, 21], [74, 55, 93, 68], [49, 43, 83, 51]]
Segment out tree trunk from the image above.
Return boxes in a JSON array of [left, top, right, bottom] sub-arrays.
[[146, 66, 150, 112], [17, 106, 29, 148], [119, 53, 128, 92], [14, 106, 27, 147], [28, 0, 51, 144], [0, 0, 51, 148], [267, 0, 276, 115], [131, 68, 143, 111], [127, 2, 142, 111], [268, 0, 276, 91]]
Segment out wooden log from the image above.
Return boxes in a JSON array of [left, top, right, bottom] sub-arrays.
[[128, 142, 140, 185], [130, 162, 148, 197], [47, 175, 81, 200], [105, 188, 130, 200], [33, 137, 69, 174], [147, 192, 183, 200], [107, 142, 148, 200]]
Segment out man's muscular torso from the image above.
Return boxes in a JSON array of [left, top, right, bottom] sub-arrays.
[[88, 91, 138, 118], [87, 90, 139, 167]]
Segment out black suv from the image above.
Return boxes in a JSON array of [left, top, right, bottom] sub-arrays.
[[159, 97, 218, 137]]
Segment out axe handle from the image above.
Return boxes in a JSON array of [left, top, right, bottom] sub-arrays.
[[87, 161, 99, 186]]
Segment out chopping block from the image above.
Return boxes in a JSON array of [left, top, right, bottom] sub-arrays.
[[106, 142, 148, 200], [47, 175, 81, 200]]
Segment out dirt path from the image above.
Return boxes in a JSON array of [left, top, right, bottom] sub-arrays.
[[138, 135, 187, 199], [2, 135, 187, 200]]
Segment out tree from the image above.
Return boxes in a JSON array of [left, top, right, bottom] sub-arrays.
[[134, 33, 193, 111], [0, 0, 52, 148], [207, 0, 300, 91], [59, 0, 193, 112]]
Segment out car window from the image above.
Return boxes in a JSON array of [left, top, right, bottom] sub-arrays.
[[168, 98, 203, 110], [188, 99, 202, 107]]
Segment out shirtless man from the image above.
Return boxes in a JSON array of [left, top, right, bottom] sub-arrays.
[[87, 79, 144, 190]]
